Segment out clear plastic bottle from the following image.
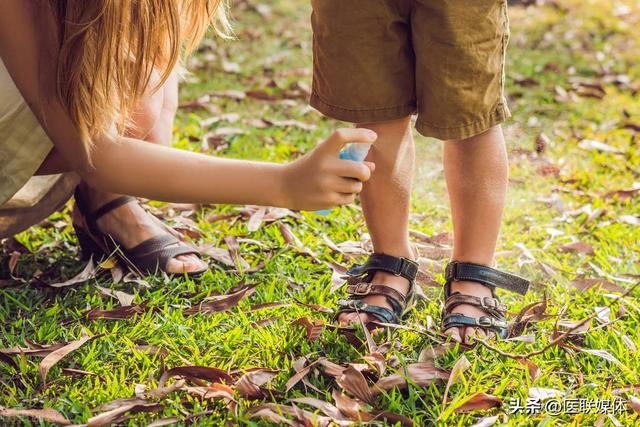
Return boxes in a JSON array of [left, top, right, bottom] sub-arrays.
[[316, 143, 372, 215]]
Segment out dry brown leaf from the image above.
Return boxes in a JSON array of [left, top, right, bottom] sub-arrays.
[[337, 365, 376, 404], [332, 389, 366, 420], [570, 278, 626, 294], [184, 283, 257, 316], [49, 257, 97, 287], [629, 396, 640, 414], [249, 301, 290, 311], [0, 353, 18, 369], [518, 358, 541, 382], [96, 286, 136, 307], [198, 244, 236, 267], [86, 303, 150, 320], [8, 251, 20, 275], [470, 415, 500, 427], [285, 357, 319, 392], [87, 398, 162, 427], [0, 406, 70, 425], [528, 387, 563, 400], [235, 369, 279, 399], [362, 352, 386, 377], [248, 404, 297, 426], [442, 355, 471, 406], [1, 341, 66, 358], [418, 344, 456, 363], [158, 366, 233, 388], [39, 333, 96, 384], [224, 235, 250, 270], [247, 206, 267, 232], [291, 397, 347, 421], [291, 316, 325, 341], [251, 316, 282, 328], [453, 393, 502, 413], [369, 410, 415, 427], [604, 187, 640, 200], [374, 363, 449, 396], [558, 241, 594, 255]]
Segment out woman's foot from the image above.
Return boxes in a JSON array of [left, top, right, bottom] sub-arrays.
[[337, 271, 411, 326], [443, 280, 496, 344], [73, 184, 206, 274]]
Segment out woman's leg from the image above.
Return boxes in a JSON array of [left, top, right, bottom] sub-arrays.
[[338, 117, 415, 325], [75, 71, 206, 273], [443, 125, 508, 343]]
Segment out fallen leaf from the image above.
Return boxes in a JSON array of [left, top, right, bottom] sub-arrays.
[[96, 286, 135, 306], [337, 365, 376, 404], [578, 139, 623, 154], [581, 349, 625, 369], [569, 278, 626, 294], [0, 407, 70, 425], [453, 393, 503, 413], [235, 369, 279, 399], [8, 251, 20, 275], [443, 355, 471, 406], [470, 415, 500, 427], [49, 257, 97, 287], [558, 241, 594, 255], [629, 397, 640, 414], [535, 133, 551, 154], [86, 303, 150, 320], [375, 363, 449, 396], [518, 358, 541, 382], [290, 397, 347, 421], [158, 366, 233, 388], [292, 317, 325, 341], [528, 387, 563, 400], [247, 206, 267, 232], [39, 333, 96, 383], [87, 398, 162, 427], [184, 283, 257, 315]]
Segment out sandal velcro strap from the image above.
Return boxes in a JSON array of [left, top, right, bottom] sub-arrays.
[[336, 299, 400, 324], [442, 313, 508, 337], [347, 253, 419, 282], [445, 261, 529, 295], [346, 282, 407, 307], [445, 293, 506, 316]]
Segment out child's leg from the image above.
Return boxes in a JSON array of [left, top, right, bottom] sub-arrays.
[[337, 117, 415, 326], [443, 125, 508, 344]]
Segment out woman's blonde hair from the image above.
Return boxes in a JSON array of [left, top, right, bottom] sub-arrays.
[[48, 0, 230, 152]]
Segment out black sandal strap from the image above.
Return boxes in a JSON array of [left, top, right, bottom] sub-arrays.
[[92, 196, 137, 222], [445, 261, 530, 295], [347, 253, 419, 282], [336, 299, 400, 324], [442, 313, 508, 338], [126, 235, 202, 273]]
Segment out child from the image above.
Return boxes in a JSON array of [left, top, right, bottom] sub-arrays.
[[310, 0, 530, 343]]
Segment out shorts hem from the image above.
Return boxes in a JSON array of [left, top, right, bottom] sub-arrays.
[[415, 103, 511, 140], [310, 92, 416, 124]]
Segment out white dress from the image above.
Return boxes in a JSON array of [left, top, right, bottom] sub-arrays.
[[0, 55, 54, 207]]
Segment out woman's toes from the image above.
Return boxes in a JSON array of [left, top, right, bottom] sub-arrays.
[[165, 255, 206, 274]]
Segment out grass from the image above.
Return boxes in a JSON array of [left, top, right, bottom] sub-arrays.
[[1, 0, 639, 425]]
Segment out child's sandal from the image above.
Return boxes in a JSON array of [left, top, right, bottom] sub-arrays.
[[334, 253, 419, 326], [442, 261, 530, 339]]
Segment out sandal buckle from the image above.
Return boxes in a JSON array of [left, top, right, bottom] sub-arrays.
[[477, 317, 493, 327], [353, 282, 372, 295], [481, 297, 496, 309]]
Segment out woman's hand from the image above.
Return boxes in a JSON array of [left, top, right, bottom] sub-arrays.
[[280, 128, 377, 211]]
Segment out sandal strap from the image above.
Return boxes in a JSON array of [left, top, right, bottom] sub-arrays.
[[445, 261, 530, 295], [346, 282, 407, 308], [347, 253, 419, 282], [336, 299, 400, 324], [442, 313, 508, 338], [126, 235, 202, 273], [92, 196, 137, 222], [445, 293, 506, 317]]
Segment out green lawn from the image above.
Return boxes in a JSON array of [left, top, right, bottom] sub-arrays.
[[1, 0, 639, 425]]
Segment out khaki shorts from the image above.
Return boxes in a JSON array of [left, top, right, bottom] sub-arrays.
[[310, 0, 511, 140]]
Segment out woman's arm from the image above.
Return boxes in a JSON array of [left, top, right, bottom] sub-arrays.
[[0, 1, 374, 210]]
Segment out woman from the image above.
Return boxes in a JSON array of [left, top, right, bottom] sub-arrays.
[[0, 0, 376, 276]]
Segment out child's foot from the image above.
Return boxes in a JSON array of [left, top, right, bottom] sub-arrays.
[[441, 261, 530, 346], [337, 271, 410, 329], [443, 280, 496, 344], [335, 253, 419, 334]]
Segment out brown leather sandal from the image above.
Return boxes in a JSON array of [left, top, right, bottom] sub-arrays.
[[442, 261, 530, 339], [335, 253, 419, 326], [73, 188, 208, 278]]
